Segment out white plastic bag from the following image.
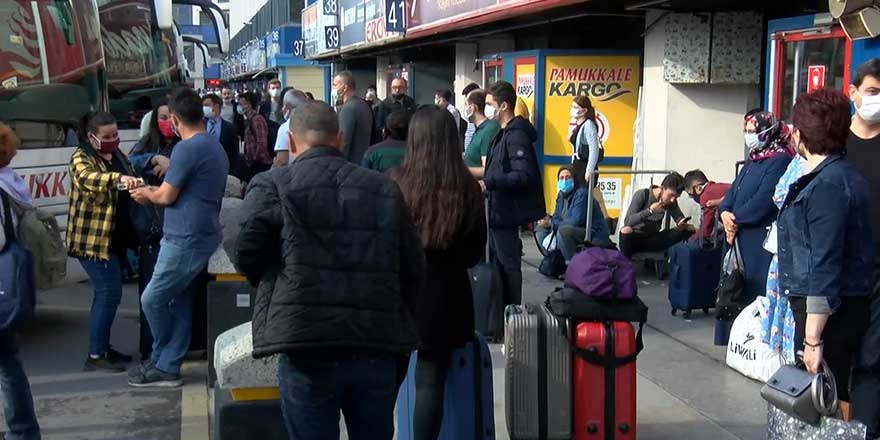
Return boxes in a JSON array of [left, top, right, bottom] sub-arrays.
[[542, 233, 557, 251], [725, 297, 784, 383]]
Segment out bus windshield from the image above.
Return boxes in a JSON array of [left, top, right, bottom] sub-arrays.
[[98, 0, 183, 129]]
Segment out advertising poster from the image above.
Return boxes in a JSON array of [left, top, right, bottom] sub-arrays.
[[541, 54, 640, 217], [340, 0, 365, 48], [514, 59, 535, 124], [302, 2, 338, 57]]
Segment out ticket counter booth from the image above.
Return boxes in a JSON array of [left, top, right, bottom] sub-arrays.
[[481, 50, 641, 220]]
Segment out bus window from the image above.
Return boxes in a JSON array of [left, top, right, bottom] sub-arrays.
[[45, 1, 75, 45], [9, 120, 67, 149]]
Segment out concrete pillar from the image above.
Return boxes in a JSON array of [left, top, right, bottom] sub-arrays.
[[454, 43, 480, 107], [376, 56, 390, 99], [640, 10, 761, 184]]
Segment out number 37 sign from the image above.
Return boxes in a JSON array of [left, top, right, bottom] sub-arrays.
[[384, 0, 406, 33]]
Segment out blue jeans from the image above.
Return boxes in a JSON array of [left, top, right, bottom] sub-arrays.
[[141, 239, 213, 375], [79, 255, 123, 356], [277, 353, 397, 440], [0, 333, 40, 440]]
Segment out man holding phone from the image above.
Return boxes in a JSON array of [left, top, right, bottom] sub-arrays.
[[618, 172, 694, 259]]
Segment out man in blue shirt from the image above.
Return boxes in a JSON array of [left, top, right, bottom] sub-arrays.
[[129, 88, 229, 387]]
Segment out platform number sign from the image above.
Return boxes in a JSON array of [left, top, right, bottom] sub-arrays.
[[293, 39, 305, 57], [385, 0, 406, 33], [323, 0, 338, 15], [325, 26, 340, 49]]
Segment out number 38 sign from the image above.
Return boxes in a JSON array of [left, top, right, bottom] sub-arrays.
[[384, 0, 406, 33]]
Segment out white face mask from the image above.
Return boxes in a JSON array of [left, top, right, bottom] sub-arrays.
[[465, 105, 475, 121], [203, 106, 215, 119], [485, 104, 497, 120], [858, 92, 880, 124], [269, 88, 280, 98], [570, 106, 584, 118]]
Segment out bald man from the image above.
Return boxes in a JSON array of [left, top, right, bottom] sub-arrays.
[[234, 101, 424, 439], [374, 77, 416, 141]]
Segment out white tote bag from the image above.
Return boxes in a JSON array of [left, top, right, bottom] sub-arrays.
[[725, 297, 785, 383]]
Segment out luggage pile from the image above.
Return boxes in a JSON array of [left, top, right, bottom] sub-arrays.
[[505, 244, 647, 440]]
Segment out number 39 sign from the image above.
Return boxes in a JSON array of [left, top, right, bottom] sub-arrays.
[[384, 0, 406, 33]]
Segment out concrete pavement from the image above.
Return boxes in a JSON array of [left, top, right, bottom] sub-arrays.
[[2, 242, 768, 439]]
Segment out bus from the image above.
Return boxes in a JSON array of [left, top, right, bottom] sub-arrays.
[[0, 0, 227, 224]]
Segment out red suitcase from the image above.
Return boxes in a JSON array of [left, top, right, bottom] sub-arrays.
[[573, 321, 638, 440]]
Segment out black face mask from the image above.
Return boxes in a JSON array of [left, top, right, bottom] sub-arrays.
[[392, 93, 405, 100], [689, 191, 700, 202]]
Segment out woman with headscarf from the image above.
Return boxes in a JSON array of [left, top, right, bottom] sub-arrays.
[[719, 112, 793, 303]]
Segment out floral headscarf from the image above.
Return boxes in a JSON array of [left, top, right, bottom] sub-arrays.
[[745, 112, 795, 162]]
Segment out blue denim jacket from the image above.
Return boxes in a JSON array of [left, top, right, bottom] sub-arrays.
[[777, 155, 874, 302]]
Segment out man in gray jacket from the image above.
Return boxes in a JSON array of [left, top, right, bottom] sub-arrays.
[[334, 71, 374, 164]]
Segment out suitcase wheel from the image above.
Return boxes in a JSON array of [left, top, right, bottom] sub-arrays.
[[670, 308, 677, 316], [703, 307, 710, 314], [682, 310, 692, 320]]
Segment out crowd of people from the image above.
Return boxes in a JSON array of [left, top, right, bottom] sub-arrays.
[[0, 54, 878, 439]]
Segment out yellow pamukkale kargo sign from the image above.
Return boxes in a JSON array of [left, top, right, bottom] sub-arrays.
[[540, 54, 640, 218]]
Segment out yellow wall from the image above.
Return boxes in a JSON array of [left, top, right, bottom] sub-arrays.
[[284, 66, 325, 100], [539, 54, 640, 218]]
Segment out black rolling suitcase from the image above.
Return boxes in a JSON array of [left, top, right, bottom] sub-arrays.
[[137, 242, 209, 360], [667, 209, 723, 319], [469, 198, 505, 342]]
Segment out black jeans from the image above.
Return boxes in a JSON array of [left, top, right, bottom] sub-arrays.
[[489, 227, 522, 306], [618, 229, 690, 259], [413, 349, 451, 440], [790, 295, 870, 403], [852, 263, 880, 438]]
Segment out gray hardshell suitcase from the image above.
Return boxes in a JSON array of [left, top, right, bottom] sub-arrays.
[[504, 303, 572, 439]]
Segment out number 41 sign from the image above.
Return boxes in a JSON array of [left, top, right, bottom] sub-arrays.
[[385, 0, 406, 33]]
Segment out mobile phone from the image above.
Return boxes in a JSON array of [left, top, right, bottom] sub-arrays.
[[680, 216, 692, 223]]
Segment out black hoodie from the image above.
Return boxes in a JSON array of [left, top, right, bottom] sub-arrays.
[[484, 116, 546, 228]]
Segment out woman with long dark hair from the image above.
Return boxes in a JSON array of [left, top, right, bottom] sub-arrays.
[[390, 106, 486, 440], [129, 99, 180, 360], [130, 99, 179, 182]]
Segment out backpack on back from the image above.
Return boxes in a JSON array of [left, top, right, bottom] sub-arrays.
[[564, 246, 636, 300], [0, 191, 36, 331], [12, 203, 66, 290]]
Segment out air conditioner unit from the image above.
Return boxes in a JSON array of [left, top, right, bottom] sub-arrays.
[[829, 0, 877, 19], [841, 6, 880, 40]]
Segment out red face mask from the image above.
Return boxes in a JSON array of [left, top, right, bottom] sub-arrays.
[[157, 119, 175, 138], [91, 135, 120, 154]]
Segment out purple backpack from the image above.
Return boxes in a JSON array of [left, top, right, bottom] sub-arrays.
[[564, 246, 637, 300]]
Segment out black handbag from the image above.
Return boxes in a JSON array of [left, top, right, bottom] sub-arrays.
[[760, 354, 838, 426], [716, 240, 747, 320], [116, 151, 162, 245], [535, 230, 567, 278]]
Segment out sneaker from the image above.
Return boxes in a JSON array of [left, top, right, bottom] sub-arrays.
[[83, 354, 126, 373], [128, 360, 154, 378], [107, 347, 133, 364], [128, 367, 183, 388]]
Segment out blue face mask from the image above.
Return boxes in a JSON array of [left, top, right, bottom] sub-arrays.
[[557, 179, 574, 194], [744, 132, 765, 150]]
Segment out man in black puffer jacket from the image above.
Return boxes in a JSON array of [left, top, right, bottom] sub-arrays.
[[481, 80, 546, 307], [234, 101, 424, 439]]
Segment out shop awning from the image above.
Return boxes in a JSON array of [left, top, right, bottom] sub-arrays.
[[405, 0, 587, 40]]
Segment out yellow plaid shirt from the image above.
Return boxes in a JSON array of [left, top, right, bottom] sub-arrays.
[[66, 146, 124, 261]]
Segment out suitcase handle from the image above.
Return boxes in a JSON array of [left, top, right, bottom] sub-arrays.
[[570, 322, 644, 368]]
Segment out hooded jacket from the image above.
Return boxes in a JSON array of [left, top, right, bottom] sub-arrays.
[[484, 116, 546, 228], [234, 146, 425, 359]]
